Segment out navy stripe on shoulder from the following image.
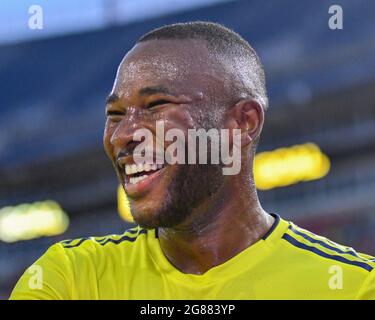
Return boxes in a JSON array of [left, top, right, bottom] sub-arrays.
[[282, 233, 373, 272], [62, 228, 147, 249], [60, 239, 74, 244], [95, 228, 140, 244], [62, 237, 90, 249], [99, 229, 147, 246], [288, 225, 370, 262]]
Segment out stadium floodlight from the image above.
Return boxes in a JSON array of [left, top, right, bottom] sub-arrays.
[[254, 142, 331, 190], [0, 200, 69, 243]]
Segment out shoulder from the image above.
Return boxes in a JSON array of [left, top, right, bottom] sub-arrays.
[[274, 219, 375, 299], [58, 226, 148, 256], [280, 220, 375, 274], [60, 226, 147, 248], [10, 226, 150, 300]]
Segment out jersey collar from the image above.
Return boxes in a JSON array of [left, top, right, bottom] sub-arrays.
[[147, 213, 289, 285]]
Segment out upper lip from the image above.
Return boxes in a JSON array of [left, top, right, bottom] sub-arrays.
[[116, 154, 166, 178], [116, 151, 166, 169]]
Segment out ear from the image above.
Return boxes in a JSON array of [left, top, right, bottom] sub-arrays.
[[225, 99, 264, 148]]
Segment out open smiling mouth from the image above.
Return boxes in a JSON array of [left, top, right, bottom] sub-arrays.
[[116, 154, 170, 196], [123, 163, 165, 185]]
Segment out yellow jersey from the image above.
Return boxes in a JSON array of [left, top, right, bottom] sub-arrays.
[[9, 214, 375, 299]]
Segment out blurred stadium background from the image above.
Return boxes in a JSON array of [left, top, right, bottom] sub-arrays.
[[1, 0, 374, 299]]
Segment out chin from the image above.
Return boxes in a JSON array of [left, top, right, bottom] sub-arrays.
[[132, 211, 159, 229], [129, 199, 165, 229], [130, 199, 189, 230]]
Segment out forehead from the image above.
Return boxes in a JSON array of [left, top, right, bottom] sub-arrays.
[[113, 39, 223, 96]]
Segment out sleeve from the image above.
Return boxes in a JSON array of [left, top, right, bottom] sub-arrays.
[[355, 269, 375, 300], [9, 243, 75, 300]]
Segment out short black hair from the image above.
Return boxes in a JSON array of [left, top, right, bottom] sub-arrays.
[[137, 21, 268, 111]]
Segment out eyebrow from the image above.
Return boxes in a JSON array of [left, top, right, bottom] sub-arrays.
[[138, 85, 172, 97], [106, 85, 175, 105]]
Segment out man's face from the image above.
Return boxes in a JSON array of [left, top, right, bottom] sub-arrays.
[[103, 39, 227, 229]]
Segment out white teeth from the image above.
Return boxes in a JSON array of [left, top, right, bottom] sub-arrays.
[[129, 175, 148, 184], [124, 163, 164, 177], [131, 164, 137, 174]]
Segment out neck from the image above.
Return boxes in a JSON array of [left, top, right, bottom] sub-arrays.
[[157, 173, 275, 275]]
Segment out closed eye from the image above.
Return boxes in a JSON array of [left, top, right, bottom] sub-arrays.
[[146, 99, 171, 109], [106, 110, 125, 117], [106, 110, 125, 122]]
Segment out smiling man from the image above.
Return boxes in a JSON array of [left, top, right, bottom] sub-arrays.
[[10, 22, 375, 300]]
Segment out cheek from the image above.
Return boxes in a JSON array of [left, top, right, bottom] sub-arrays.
[[103, 121, 115, 157], [157, 108, 197, 155], [162, 106, 196, 132]]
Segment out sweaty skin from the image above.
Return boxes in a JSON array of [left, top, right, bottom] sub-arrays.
[[103, 39, 274, 275]]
